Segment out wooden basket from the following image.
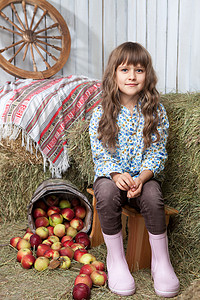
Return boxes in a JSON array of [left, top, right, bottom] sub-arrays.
[[27, 178, 93, 234]]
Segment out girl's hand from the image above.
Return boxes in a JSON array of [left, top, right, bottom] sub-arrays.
[[127, 170, 153, 198], [111, 172, 136, 191], [127, 177, 143, 198]]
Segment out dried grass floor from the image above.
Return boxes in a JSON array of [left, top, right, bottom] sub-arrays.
[[0, 221, 196, 300]]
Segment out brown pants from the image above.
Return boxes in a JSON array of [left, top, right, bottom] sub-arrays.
[[93, 177, 166, 235]]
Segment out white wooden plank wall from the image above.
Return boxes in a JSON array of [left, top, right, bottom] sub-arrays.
[[0, 0, 199, 93]]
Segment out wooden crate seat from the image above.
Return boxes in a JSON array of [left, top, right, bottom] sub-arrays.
[[87, 188, 178, 272]]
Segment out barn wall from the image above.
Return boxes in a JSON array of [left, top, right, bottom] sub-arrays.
[[0, 0, 199, 93]]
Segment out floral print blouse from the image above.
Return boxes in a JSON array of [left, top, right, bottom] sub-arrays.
[[89, 101, 169, 182]]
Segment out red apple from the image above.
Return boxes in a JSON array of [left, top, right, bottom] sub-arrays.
[[73, 249, 88, 262], [76, 237, 90, 249], [71, 198, 81, 207], [59, 199, 71, 209], [47, 206, 61, 217], [35, 227, 49, 239], [74, 206, 86, 219], [61, 235, 73, 244], [30, 234, 42, 249], [16, 239, 31, 250], [70, 217, 84, 231], [49, 213, 63, 226], [35, 216, 49, 228], [21, 254, 36, 269], [59, 256, 71, 269], [47, 226, 54, 236], [79, 253, 96, 265], [61, 208, 74, 221], [45, 194, 59, 206], [66, 226, 77, 237], [91, 260, 105, 271], [34, 199, 47, 211], [26, 227, 32, 233], [62, 240, 74, 247], [44, 249, 60, 259], [34, 256, 50, 271], [63, 221, 70, 230], [33, 208, 47, 219], [53, 224, 66, 238], [74, 232, 89, 242], [17, 248, 32, 262], [71, 243, 85, 252], [36, 244, 51, 257], [10, 237, 22, 248], [51, 241, 62, 251], [79, 264, 96, 276], [59, 246, 74, 259], [74, 274, 92, 289], [90, 270, 107, 286], [72, 283, 91, 300], [23, 232, 33, 242]]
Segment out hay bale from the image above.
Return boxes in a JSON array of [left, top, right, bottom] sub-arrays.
[[0, 92, 199, 295], [67, 92, 200, 287], [177, 279, 200, 299], [160, 93, 200, 285]]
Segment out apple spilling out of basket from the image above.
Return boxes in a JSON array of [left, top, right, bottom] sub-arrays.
[[9, 194, 107, 300]]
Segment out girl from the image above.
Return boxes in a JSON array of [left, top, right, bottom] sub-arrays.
[[89, 42, 180, 297]]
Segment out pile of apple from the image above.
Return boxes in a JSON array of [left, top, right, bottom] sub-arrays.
[[9, 194, 107, 300]]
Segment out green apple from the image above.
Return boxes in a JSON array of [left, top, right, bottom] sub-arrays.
[[66, 226, 77, 237], [90, 270, 107, 286], [51, 242, 62, 251], [59, 256, 71, 269], [49, 213, 63, 226], [59, 199, 71, 209], [53, 224, 66, 238], [16, 239, 31, 250], [47, 235, 60, 243], [79, 253, 96, 265], [35, 227, 49, 239], [34, 257, 50, 271]]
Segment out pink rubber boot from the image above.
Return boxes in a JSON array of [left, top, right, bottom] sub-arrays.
[[103, 230, 135, 296], [148, 231, 180, 298]]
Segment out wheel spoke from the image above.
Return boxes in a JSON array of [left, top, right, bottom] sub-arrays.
[[35, 23, 59, 34], [22, 0, 29, 30], [0, 11, 24, 33], [10, 3, 26, 31], [32, 9, 48, 32], [8, 42, 26, 63], [36, 35, 62, 40], [29, 43, 37, 72], [0, 25, 22, 36], [0, 40, 24, 53], [23, 43, 29, 61], [33, 43, 50, 69], [35, 39, 62, 51], [35, 41, 57, 61], [29, 5, 38, 30]]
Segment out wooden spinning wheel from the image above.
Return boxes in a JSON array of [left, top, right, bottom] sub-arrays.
[[0, 0, 71, 79]]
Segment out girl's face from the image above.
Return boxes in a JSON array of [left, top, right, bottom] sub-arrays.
[[116, 63, 146, 103]]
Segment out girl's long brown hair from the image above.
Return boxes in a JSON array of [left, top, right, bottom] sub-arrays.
[[98, 42, 161, 151]]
